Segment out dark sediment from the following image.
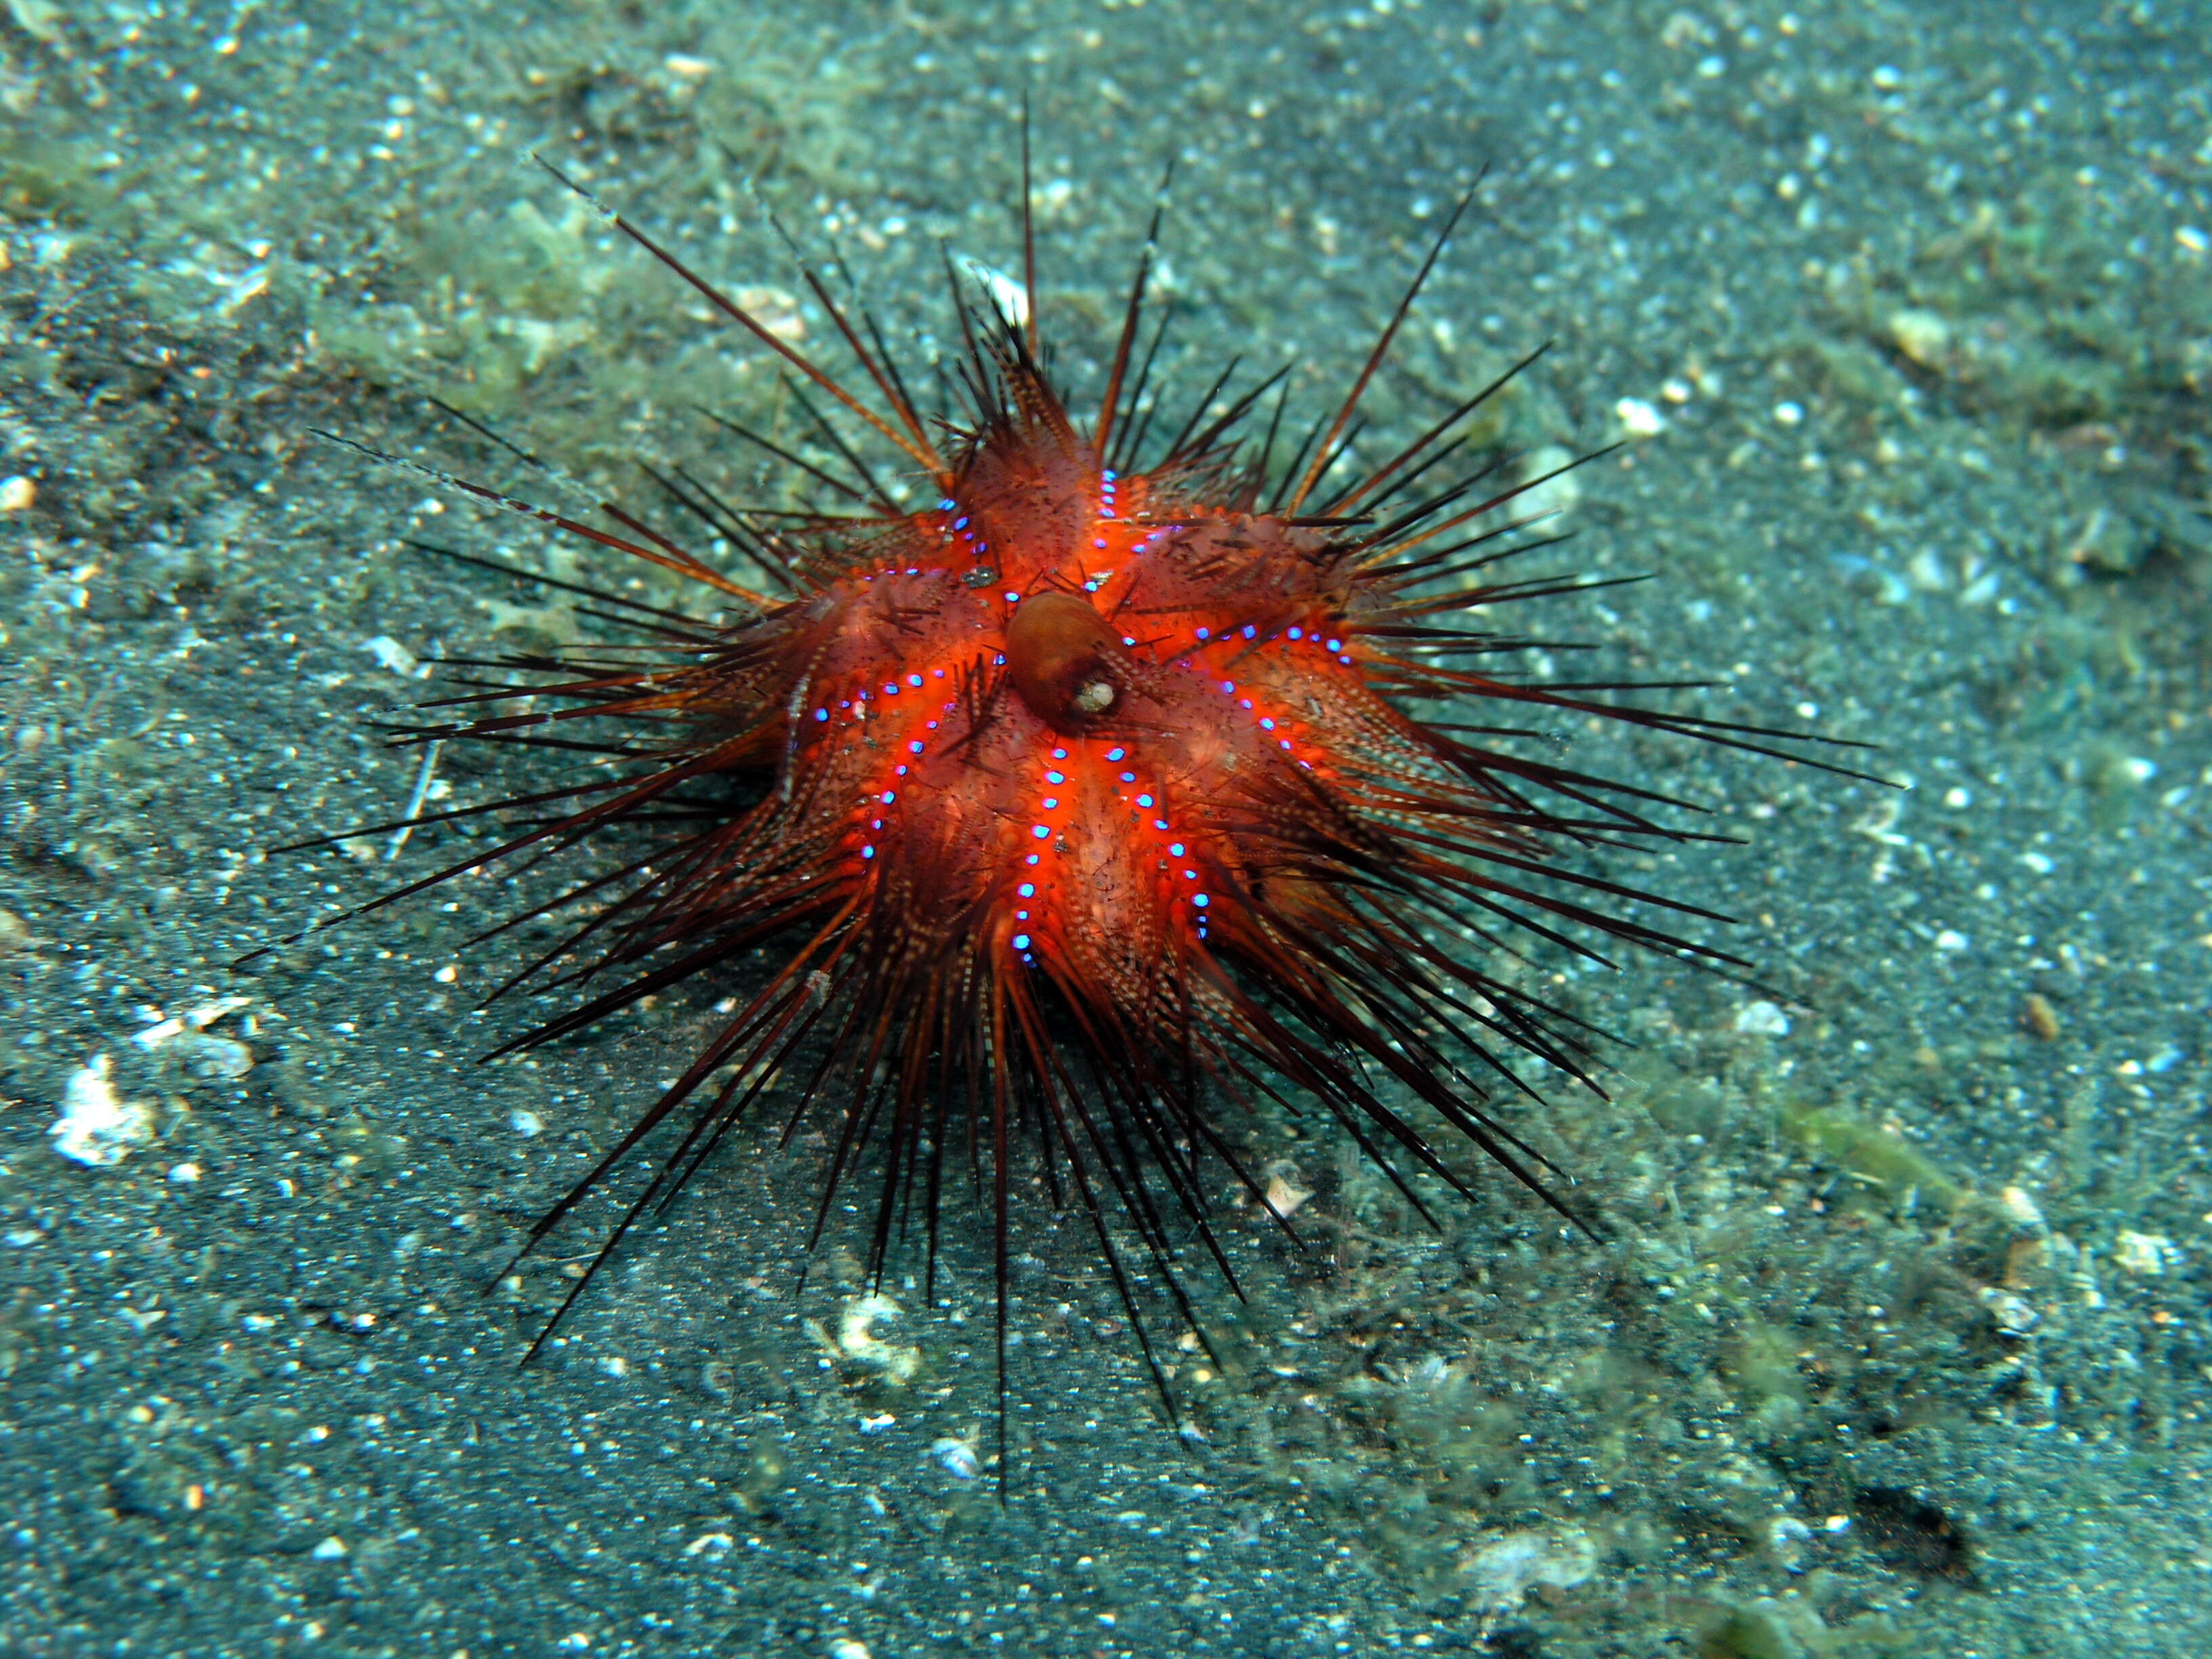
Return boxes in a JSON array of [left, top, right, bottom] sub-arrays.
[[1, 3, 2207, 1654]]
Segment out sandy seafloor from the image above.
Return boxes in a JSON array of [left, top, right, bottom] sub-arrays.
[[3, 0, 2210, 1654]]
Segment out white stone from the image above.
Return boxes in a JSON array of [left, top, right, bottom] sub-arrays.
[[930, 1437, 980, 1479], [837, 1294, 920, 1385], [2114, 1230, 2175, 1276], [1980, 1286, 2039, 1336], [363, 635, 419, 677], [49, 1055, 154, 1166], [2000, 1185, 2047, 1232], [1462, 1527, 1597, 1629], [1733, 1000, 1791, 1037], [1614, 396, 1666, 438], [1887, 308, 1952, 367], [956, 256, 1028, 326]]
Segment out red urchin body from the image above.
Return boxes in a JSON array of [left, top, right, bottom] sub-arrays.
[[306, 162, 1851, 1429]]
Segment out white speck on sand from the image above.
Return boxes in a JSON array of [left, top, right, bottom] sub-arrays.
[[1461, 1526, 1596, 1634], [49, 1055, 155, 1166]]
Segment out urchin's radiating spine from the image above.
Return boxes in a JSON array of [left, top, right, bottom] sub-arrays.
[[288, 153, 1867, 1464]]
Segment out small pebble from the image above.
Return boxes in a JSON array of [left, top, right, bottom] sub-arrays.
[[2000, 1185, 2047, 1232], [930, 1437, 979, 1479], [1614, 396, 1666, 438], [177, 1031, 255, 1080], [1980, 1286, 2039, 1336], [731, 285, 806, 342], [1733, 1000, 1791, 1037], [362, 635, 419, 677], [49, 1055, 154, 1166], [1887, 308, 1952, 367], [2114, 1231, 2174, 1276]]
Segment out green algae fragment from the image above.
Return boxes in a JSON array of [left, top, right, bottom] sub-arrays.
[[1701, 1599, 1813, 1659], [1780, 1103, 1963, 1212], [1723, 1319, 1808, 1406], [1698, 1596, 1910, 1659]]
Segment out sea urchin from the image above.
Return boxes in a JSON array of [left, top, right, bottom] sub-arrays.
[[298, 148, 1851, 1441]]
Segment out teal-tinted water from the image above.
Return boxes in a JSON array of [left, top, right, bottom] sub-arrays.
[[2, 2, 2208, 1654]]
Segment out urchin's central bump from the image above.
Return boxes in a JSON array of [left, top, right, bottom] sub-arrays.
[[1004, 590, 1127, 731]]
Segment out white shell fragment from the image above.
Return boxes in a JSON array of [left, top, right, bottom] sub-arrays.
[[49, 1054, 155, 1167], [1262, 1173, 1313, 1219], [1980, 1286, 2040, 1336], [2000, 1185, 2047, 1233], [1614, 396, 1667, 438], [133, 994, 251, 1050], [955, 255, 1029, 326], [1733, 1000, 1792, 1037], [930, 1436, 980, 1480], [363, 635, 422, 677], [2114, 1231, 2177, 1277], [730, 285, 806, 344], [836, 1293, 922, 1385], [134, 996, 255, 1081], [1887, 307, 1952, 368], [1462, 1526, 1597, 1630], [183, 1034, 255, 1080]]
